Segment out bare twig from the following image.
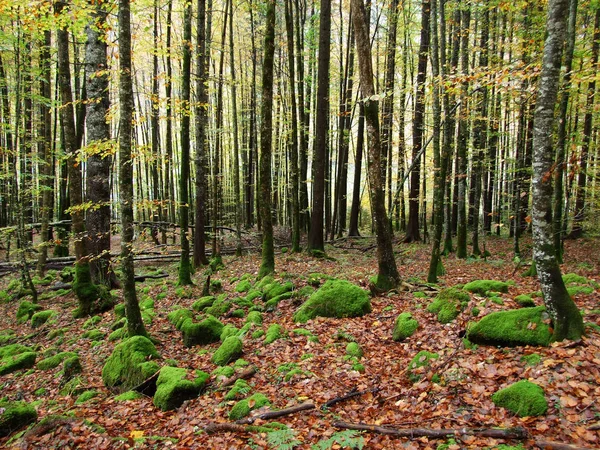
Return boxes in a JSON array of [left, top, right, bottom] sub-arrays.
[[236, 402, 316, 424]]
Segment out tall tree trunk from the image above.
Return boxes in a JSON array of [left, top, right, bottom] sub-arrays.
[[178, 0, 193, 285], [404, 0, 430, 243], [570, 6, 600, 239], [258, 0, 277, 278], [352, 0, 400, 291], [296, 0, 310, 232], [151, 0, 164, 244], [553, 0, 578, 260], [194, 0, 210, 266], [308, 0, 331, 254], [119, 0, 148, 337], [284, 0, 301, 252], [85, 0, 115, 287], [532, 0, 583, 342], [348, 107, 365, 237], [164, 0, 176, 228]]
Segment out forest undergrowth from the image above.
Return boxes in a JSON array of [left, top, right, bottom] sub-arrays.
[[0, 233, 598, 449]]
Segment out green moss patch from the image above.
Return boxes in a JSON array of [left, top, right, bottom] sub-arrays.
[[181, 315, 224, 347], [407, 351, 439, 382], [235, 279, 253, 293], [307, 273, 332, 287], [463, 280, 509, 295], [0, 344, 37, 375], [153, 366, 209, 411], [229, 393, 270, 420], [520, 353, 542, 366], [265, 292, 293, 309], [393, 313, 419, 341], [82, 329, 104, 341], [264, 324, 285, 345], [0, 401, 37, 437], [167, 308, 194, 330], [467, 306, 552, 347], [514, 294, 535, 307], [220, 324, 240, 342], [102, 336, 160, 391], [427, 288, 470, 323], [31, 310, 57, 328], [212, 336, 243, 366], [246, 311, 263, 325], [191, 296, 216, 311], [492, 380, 547, 417], [293, 279, 371, 323], [224, 379, 252, 401], [205, 296, 232, 318], [75, 390, 98, 404], [17, 301, 43, 324], [0, 329, 15, 345], [37, 351, 77, 370], [263, 281, 294, 301], [115, 390, 143, 401]]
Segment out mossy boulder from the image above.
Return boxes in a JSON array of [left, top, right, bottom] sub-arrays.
[[16, 300, 43, 324], [224, 379, 252, 401], [246, 311, 263, 325], [427, 288, 470, 323], [255, 275, 275, 290], [37, 351, 77, 370], [235, 279, 253, 293], [464, 280, 509, 295], [407, 351, 439, 382], [229, 393, 270, 420], [114, 390, 143, 401], [346, 342, 363, 358], [31, 310, 57, 328], [212, 336, 243, 366], [263, 281, 294, 301], [393, 313, 419, 341], [102, 335, 160, 391], [167, 308, 194, 330], [75, 390, 98, 404], [220, 324, 240, 342], [191, 296, 216, 311], [153, 366, 209, 411], [265, 292, 293, 309], [0, 401, 37, 437], [264, 324, 285, 345], [62, 355, 83, 381], [293, 279, 371, 323], [181, 315, 224, 347], [205, 296, 232, 317], [514, 294, 535, 307], [492, 380, 548, 417], [0, 344, 37, 375], [466, 306, 552, 347]]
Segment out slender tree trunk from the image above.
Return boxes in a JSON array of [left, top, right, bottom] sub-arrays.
[[296, 0, 310, 232], [352, 0, 400, 291], [404, 0, 430, 243], [151, 0, 164, 244], [258, 0, 276, 278], [553, 0, 578, 260], [348, 108, 365, 237], [178, 0, 193, 285], [532, 0, 583, 342], [164, 0, 176, 227], [308, 0, 331, 254], [119, 0, 147, 337]]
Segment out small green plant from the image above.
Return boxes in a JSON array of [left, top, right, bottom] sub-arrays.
[[312, 430, 365, 450], [266, 428, 301, 450]]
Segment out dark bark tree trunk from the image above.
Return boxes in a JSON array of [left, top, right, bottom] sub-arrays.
[[553, 0, 578, 260], [258, 0, 276, 278], [404, 0, 430, 243], [164, 0, 176, 228], [308, 0, 331, 254], [296, 0, 310, 232], [532, 0, 583, 341], [151, 0, 164, 244], [85, 0, 116, 287], [119, 0, 148, 336], [352, 0, 400, 291], [194, 0, 210, 267], [284, 0, 301, 252], [178, 0, 193, 285]]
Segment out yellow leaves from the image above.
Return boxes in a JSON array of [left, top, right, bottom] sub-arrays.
[[129, 430, 144, 439]]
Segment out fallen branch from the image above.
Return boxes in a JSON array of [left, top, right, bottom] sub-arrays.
[[219, 367, 257, 388], [333, 421, 528, 440], [204, 423, 248, 434], [322, 387, 381, 410], [535, 441, 599, 450], [236, 402, 315, 424]]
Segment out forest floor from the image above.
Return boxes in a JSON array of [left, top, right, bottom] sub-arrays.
[[0, 232, 599, 449]]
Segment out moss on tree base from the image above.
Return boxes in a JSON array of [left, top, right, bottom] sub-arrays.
[[72, 263, 115, 318]]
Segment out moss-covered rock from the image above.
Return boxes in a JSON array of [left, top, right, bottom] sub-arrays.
[[114, 303, 126, 318], [114, 390, 143, 401], [0, 344, 37, 375], [466, 306, 552, 347], [181, 315, 224, 347], [37, 351, 77, 370], [62, 355, 83, 381], [562, 273, 590, 286], [265, 292, 293, 309], [167, 308, 194, 330], [0, 401, 37, 437], [264, 324, 285, 345], [427, 288, 470, 323], [153, 366, 209, 411], [140, 298, 155, 310], [82, 329, 104, 341], [16, 300, 43, 324], [263, 281, 294, 301], [102, 335, 160, 391], [220, 324, 240, 342], [464, 280, 509, 295], [245, 289, 262, 303], [255, 275, 275, 290], [75, 390, 98, 404], [224, 379, 252, 401], [191, 296, 216, 311], [205, 296, 232, 317], [346, 342, 363, 358], [229, 393, 270, 420], [212, 336, 243, 366], [31, 310, 57, 328], [246, 311, 263, 325], [492, 380, 547, 417], [514, 294, 535, 307], [293, 279, 371, 323], [393, 313, 419, 341], [407, 351, 439, 382], [0, 329, 15, 345], [83, 315, 102, 329], [235, 279, 252, 293], [307, 272, 332, 287]]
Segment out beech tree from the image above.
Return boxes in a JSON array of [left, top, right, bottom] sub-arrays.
[[532, 0, 583, 341]]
